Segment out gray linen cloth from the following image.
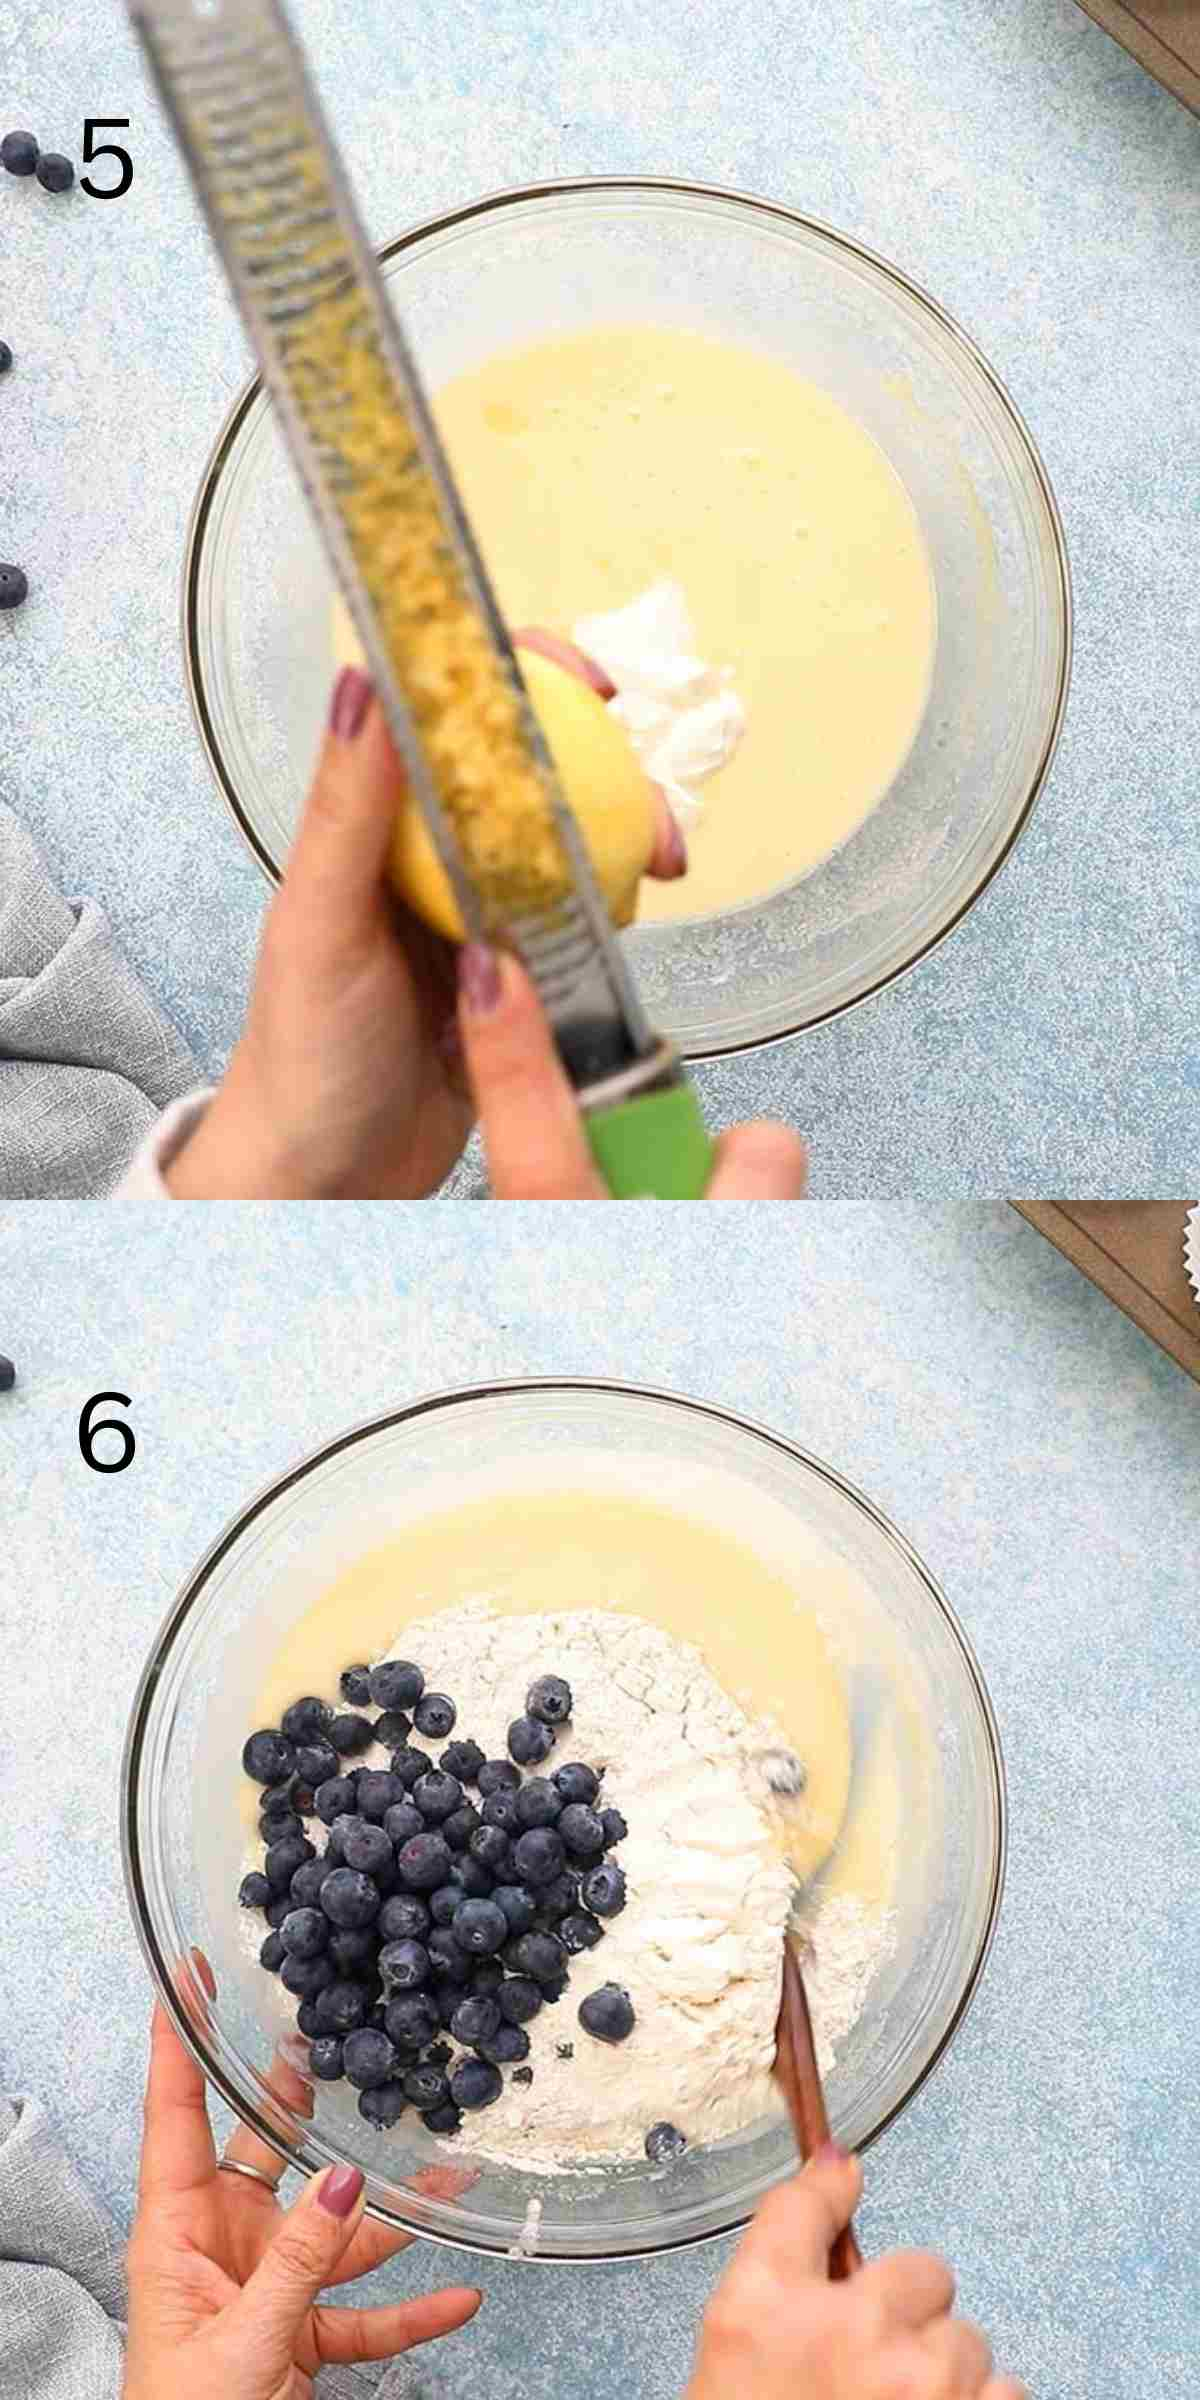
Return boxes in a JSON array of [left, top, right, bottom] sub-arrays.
[[0, 803, 198, 1197], [0, 2091, 416, 2398]]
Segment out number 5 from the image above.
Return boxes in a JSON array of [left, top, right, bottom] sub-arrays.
[[81, 118, 133, 200]]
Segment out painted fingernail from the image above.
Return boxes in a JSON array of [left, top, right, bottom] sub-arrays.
[[319, 2163, 364, 2219], [663, 812, 688, 878], [813, 2141, 848, 2165], [329, 665, 373, 740], [458, 942, 502, 1016]]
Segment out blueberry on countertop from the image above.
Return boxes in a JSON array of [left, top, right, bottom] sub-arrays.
[[422, 2100, 463, 2134], [471, 1958, 505, 1995], [553, 1760, 600, 1806], [314, 1776, 357, 1825], [582, 1863, 627, 1919], [403, 2061, 450, 2110], [558, 1804, 606, 1859], [397, 1833, 453, 1891], [481, 1788, 520, 1834], [383, 1991, 440, 2049], [450, 2058, 502, 2112], [369, 1659, 424, 1712], [338, 1664, 371, 1706], [296, 1998, 322, 2037], [498, 1975, 543, 2025], [280, 1906, 328, 1960], [527, 1673, 573, 1726], [328, 1927, 378, 1973], [0, 344, 11, 375], [259, 1931, 285, 1973], [0, 1355, 15, 1391], [35, 153, 74, 193], [469, 1824, 510, 1874], [238, 1872, 272, 1911], [413, 1771, 463, 1823], [358, 2079, 407, 2127], [600, 1807, 629, 1847], [281, 1696, 332, 1745], [343, 2028, 397, 2090], [390, 1745, 434, 1791], [514, 1777, 562, 1830], [378, 1892, 431, 1944], [1, 132, 39, 176], [443, 1804, 481, 1853], [242, 1729, 296, 1786], [383, 1801, 424, 1848], [493, 1884, 538, 1936], [579, 1984, 636, 2044], [319, 1867, 380, 1929], [339, 1821, 392, 1878], [280, 1952, 335, 1999], [427, 1927, 470, 1983], [452, 1898, 508, 1956], [513, 1828, 565, 1888], [428, 1884, 463, 1929], [295, 1740, 339, 1789], [442, 1739, 486, 1785], [264, 1895, 293, 1929], [373, 1709, 412, 1749], [645, 2122, 688, 2162], [477, 1758, 521, 1797], [314, 1980, 371, 2034], [559, 1911, 605, 1954], [328, 1712, 375, 1757], [507, 1715, 554, 1767], [413, 1691, 456, 1739], [265, 1833, 315, 1891], [0, 565, 28, 609], [537, 1871, 581, 1920], [478, 2021, 530, 2065], [510, 1931, 567, 1987], [451, 1993, 500, 2047], [355, 1769, 402, 1821], [378, 1938, 430, 1992], [453, 1856, 495, 1899]]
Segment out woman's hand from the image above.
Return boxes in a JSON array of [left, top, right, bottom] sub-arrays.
[[167, 659, 806, 1199], [687, 2149, 1024, 2400], [124, 2005, 480, 2400]]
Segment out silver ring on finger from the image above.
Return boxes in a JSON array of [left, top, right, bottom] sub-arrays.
[[218, 2156, 283, 2192]]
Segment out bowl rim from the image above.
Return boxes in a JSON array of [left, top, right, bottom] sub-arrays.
[[181, 171, 1073, 1061], [122, 1373, 1008, 2264]]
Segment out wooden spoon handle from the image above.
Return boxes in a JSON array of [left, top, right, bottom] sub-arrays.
[[774, 1943, 864, 2282]]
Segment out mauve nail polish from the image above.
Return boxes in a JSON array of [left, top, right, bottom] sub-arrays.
[[319, 2163, 364, 2218], [459, 942, 502, 1015], [329, 665, 372, 740]]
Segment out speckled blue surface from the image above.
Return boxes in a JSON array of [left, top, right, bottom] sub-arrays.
[[0, 1, 1197, 1192], [0, 1203, 1197, 2394]]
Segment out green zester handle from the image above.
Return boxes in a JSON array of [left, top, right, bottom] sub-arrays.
[[585, 1081, 714, 1199]]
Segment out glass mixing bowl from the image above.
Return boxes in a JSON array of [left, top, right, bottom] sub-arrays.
[[185, 177, 1069, 1058], [123, 1380, 1005, 2262]]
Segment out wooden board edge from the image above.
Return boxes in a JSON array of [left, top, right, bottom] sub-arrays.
[[1010, 1202, 1200, 1385], [1072, 0, 1200, 113]]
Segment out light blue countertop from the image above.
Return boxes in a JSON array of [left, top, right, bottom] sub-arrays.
[[1, 1202, 1197, 2395], [1, 0, 1197, 1193]]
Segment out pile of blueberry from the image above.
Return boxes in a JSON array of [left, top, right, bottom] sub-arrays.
[[2, 129, 75, 193], [239, 1657, 637, 2140]]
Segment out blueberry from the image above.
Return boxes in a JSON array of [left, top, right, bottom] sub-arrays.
[[325, 1814, 360, 1862], [427, 1927, 471, 1982], [414, 1692, 456, 1739], [294, 1741, 339, 1790], [314, 1980, 370, 2033], [280, 1952, 335, 1998], [259, 1931, 285, 1972], [442, 1739, 486, 1785], [379, 1939, 430, 1992], [265, 1894, 293, 1929], [443, 1804, 481, 1853], [435, 1985, 462, 2029], [378, 1806, 419, 1852], [511, 1931, 567, 1987], [493, 1884, 538, 1936], [512, 2065, 534, 2086], [340, 1822, 392, 1878], [450, 2058, 502, 2112], [0, 1355, 15, 1389], [582, 1863, 627, 1919], [645, 2122, 688, 2163], [579, 1983, 636, 2044], [373, 1709, 412, 1749], [384, 1992, 440, 2049], [538, 1871, 581, 1920], [600, 1807, 629, 1848], [513, 1828, 565, 1888], [425, 2040, 453, 2068], [559, 1911, 605, 1955], [369, 1660, 424, 1712], [527, 1674, 572, 1726], [554, 1761, 600, 1806], [558, 1804, 606, 1860], [320, 1868, 380, 1929], [1, 132, 39, 177], [451, 1993, 500, 2046], [296, 1998, 322, 2037], [390, 1745, 434, 1791], [328, 1927, 379, 1973], [477, 1758, 521, 1797], [478, 2022, 530, 2065], [397, 1833, 452, 1891], [242, 1729, 296, 1786], [352, 1770, 399, 1821], [238, 1871, 272, 1910], [515, 1778, 562, 1830], [471, 1957, 505, 1996], [404, 2062, 450, 2110], [280, 1906, 328, 1959], [429, 1884, 464, 1928], [498, 1975, 543, 2025], [453, 1898, 508, 1956], [481, 1789, 520, 1835], [379, 1893, 431, 1943], [339, 2027, 395, 2089], [413, 1771, 463, 1824], [542, 1973, 569, 2004], [314, 1776, 357, 1825], [469, 1825, 510, 1874], [507, 1715, 554, 1767], [358, 2080, 407, 2128], [339, 1665, 372, 1706], [259, 1807, 302, 1848], [35, 153, 74, 193], [454, 1856, 496, 1900], [328, 1712, 374, 1757], [423, 2101, 463, 2135], [265, 1833, 315, 1891], [281, 1696, 332, 1745]]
